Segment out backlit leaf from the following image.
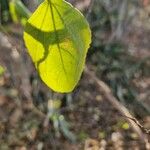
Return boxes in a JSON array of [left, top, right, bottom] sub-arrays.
[[24, 0, 91, 93]]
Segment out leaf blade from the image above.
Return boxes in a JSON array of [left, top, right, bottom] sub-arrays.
[[24, 0, 91, 93]]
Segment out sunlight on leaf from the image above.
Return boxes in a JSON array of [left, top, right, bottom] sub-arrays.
[[24, 0, 91, 93]]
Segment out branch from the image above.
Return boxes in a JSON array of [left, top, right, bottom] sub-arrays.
[[123, 115, 150, 135], [84, 66, 149, 144]]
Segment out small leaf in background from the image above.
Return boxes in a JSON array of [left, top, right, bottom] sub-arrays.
[[24, 0, 91, 93], [9, 0, 31, 25], [0, 65, 5, 76]]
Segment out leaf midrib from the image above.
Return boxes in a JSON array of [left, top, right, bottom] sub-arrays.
[[49, 0, 68, 83]]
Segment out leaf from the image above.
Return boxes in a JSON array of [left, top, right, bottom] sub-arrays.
[[24, 0, 91, 93]]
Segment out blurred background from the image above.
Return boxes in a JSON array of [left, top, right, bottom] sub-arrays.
[[0, 0, 150, 149]]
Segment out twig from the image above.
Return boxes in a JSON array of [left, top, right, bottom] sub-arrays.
[[84, 66, 149, 144], [123, 115, 150, 135]]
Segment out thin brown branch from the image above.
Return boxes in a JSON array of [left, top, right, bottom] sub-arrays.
[[123, 115, 150, 135], [84, 66, 148, 144]]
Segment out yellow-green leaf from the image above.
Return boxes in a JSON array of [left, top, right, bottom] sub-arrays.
[[23, 0, 91, 93]]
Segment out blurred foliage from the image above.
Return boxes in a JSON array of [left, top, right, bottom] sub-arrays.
[[0, 0, 150, 148], [0, 0, 10, 23], [88, 0, 150, 116], [0, 65, 4, 75], [90, 46, 150, 116], [9, 0, 31, 25], [0, 0, 149, 116], [0, 0, 41, 24]]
